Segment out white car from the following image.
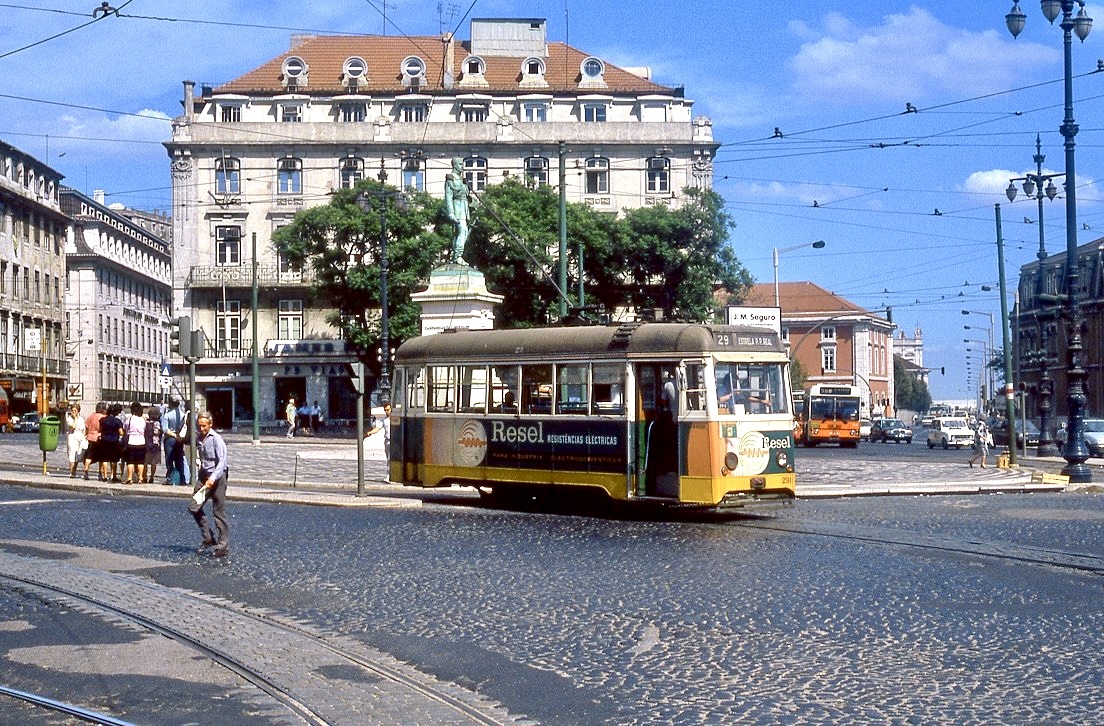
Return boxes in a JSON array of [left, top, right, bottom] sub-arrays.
[[927, 417, 974, 449], [859, 419, 872, 441]]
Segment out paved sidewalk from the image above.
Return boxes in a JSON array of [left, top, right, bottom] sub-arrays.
[[1, 431, 1097, 505]]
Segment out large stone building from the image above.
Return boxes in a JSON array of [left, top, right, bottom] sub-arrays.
[[0, 140, 67, 417], [1016, 236, 1104, 420], [165, 17, 720, 429], [61, 189, 173, 408], [746, 282, 897, 418]]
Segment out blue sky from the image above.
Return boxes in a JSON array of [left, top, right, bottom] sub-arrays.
[[2, 1, 1102, 401]]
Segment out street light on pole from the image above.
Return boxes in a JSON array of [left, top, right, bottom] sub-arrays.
[[773, 240, 825, 308], [1005, 133, 1064, 457], [355, 161, 408, 405], [1007, 0, 1093, 482], [961, 311, 995, 407]]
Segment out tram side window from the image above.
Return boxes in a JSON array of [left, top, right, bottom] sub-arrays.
[[458, 365, 488, 413], [490, 365, 519, 412], [520, 364, 553, 414], [406, 367, 426, 412], [556, 364, 589, 414], [684, 362, 706, 412], [592, 364, 624, 415], [391, 368, 406, 412], [427, 365, 456, 412]]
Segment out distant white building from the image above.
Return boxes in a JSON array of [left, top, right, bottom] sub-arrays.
[[61, 188, 173, 406], [165, 17, 720, 429]]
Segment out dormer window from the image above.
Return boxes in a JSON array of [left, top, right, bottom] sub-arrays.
[[343, 56, 367, 89], [464, 56, 485, 77], [524, 57, 545, 77], [401, 56, 426, 90], [282, 56, 308, 90], [520, 56, 548, 89], [580, 57, 605, 86]]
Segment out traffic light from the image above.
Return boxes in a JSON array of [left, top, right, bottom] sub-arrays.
[[171, 316, 192, 358]]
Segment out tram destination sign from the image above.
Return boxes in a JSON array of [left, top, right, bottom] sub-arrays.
[[712, 330, 780, 352]]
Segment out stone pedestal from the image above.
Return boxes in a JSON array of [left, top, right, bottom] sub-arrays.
[[410, 264, 504, 336]]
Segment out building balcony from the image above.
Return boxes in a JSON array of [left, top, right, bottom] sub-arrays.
[[188, 264, 316, 289], [0, 353, 68, 376], [190, 338, 353, 362]]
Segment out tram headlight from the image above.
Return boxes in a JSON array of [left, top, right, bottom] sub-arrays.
[[724, 451, 739, 471], [775, 450, 789, 468]]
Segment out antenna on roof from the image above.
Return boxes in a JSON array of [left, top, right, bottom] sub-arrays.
[[380, 0, 396, 35], [437, 3, 460, 35]]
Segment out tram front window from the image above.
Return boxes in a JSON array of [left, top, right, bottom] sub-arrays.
[[714, 362, 788, 415]]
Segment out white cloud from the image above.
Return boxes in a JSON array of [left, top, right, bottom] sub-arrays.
[[789, 7, 1057, 106]]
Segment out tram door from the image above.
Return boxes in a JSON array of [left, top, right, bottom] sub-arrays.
[[635, 362, 680, 498]]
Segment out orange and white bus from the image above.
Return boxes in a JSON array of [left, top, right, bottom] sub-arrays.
[[796, 383, 862, 447]]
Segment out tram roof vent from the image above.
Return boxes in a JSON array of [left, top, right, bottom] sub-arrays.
[[609, 321, 645, 349]]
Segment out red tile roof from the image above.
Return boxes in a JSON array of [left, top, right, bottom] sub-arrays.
[[746, 282, 870, 316], [213, 35, 676, 97]]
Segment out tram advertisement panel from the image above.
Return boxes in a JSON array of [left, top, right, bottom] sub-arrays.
[[449, 418, 627, 473]]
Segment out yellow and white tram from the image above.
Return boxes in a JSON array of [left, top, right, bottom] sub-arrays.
[[388, 322, 796, 508]]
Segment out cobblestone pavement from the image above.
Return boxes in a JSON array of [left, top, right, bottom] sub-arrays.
[[0, 541, 520, 724], [1, 432, 1101, 723], [0, 489, 1101, 724]]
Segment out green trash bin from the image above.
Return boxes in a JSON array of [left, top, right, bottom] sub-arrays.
[[39, 414, 60, 453]]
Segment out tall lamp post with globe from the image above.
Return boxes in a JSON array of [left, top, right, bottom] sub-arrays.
[[1005, 134, 1064, 457], [1006, 1, 1093, 483]]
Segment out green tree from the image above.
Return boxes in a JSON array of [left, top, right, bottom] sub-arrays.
[[613, 187, 752, 321], [275, 180, 754, 351], [272, 180, 451, 359], [789, 357, 809, 391], [894, 356, 932, 412]]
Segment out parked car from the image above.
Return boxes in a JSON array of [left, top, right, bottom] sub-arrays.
[[870, 417, 913, 444], [14, 412, 40, 433], [989, 419, 1040, 448], [859, 419, 872, 441], [927, 416, 974, 449], [1057, 418, 1104, 457]]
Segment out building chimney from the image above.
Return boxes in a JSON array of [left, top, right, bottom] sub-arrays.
[[442, 32, 455, 89], [93, 189, 105, 205], [182, 80, 195, 122]]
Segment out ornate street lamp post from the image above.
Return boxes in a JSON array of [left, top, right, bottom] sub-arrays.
[[1005, 134, 1063, 456], [1006, 0, 1093, 482]]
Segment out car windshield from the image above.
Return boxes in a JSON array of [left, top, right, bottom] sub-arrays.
[[945, 419, 967, 428], [23, 413, 39, 421], [882, 419, 905, 428], [1082, 419, 1104, 433]]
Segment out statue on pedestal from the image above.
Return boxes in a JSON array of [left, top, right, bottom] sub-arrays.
[[443, 157, 470, 263]]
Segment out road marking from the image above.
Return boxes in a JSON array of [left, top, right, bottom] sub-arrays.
[[0, 500, 66, 506]]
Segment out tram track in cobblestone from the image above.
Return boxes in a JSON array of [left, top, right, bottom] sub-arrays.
[[744, 519, 1104, 575], [0, 549, 521, 726]]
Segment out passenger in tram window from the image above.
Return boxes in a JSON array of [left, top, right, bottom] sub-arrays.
[[499, 391, 518, 413], [660, 370, 678, 420]]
